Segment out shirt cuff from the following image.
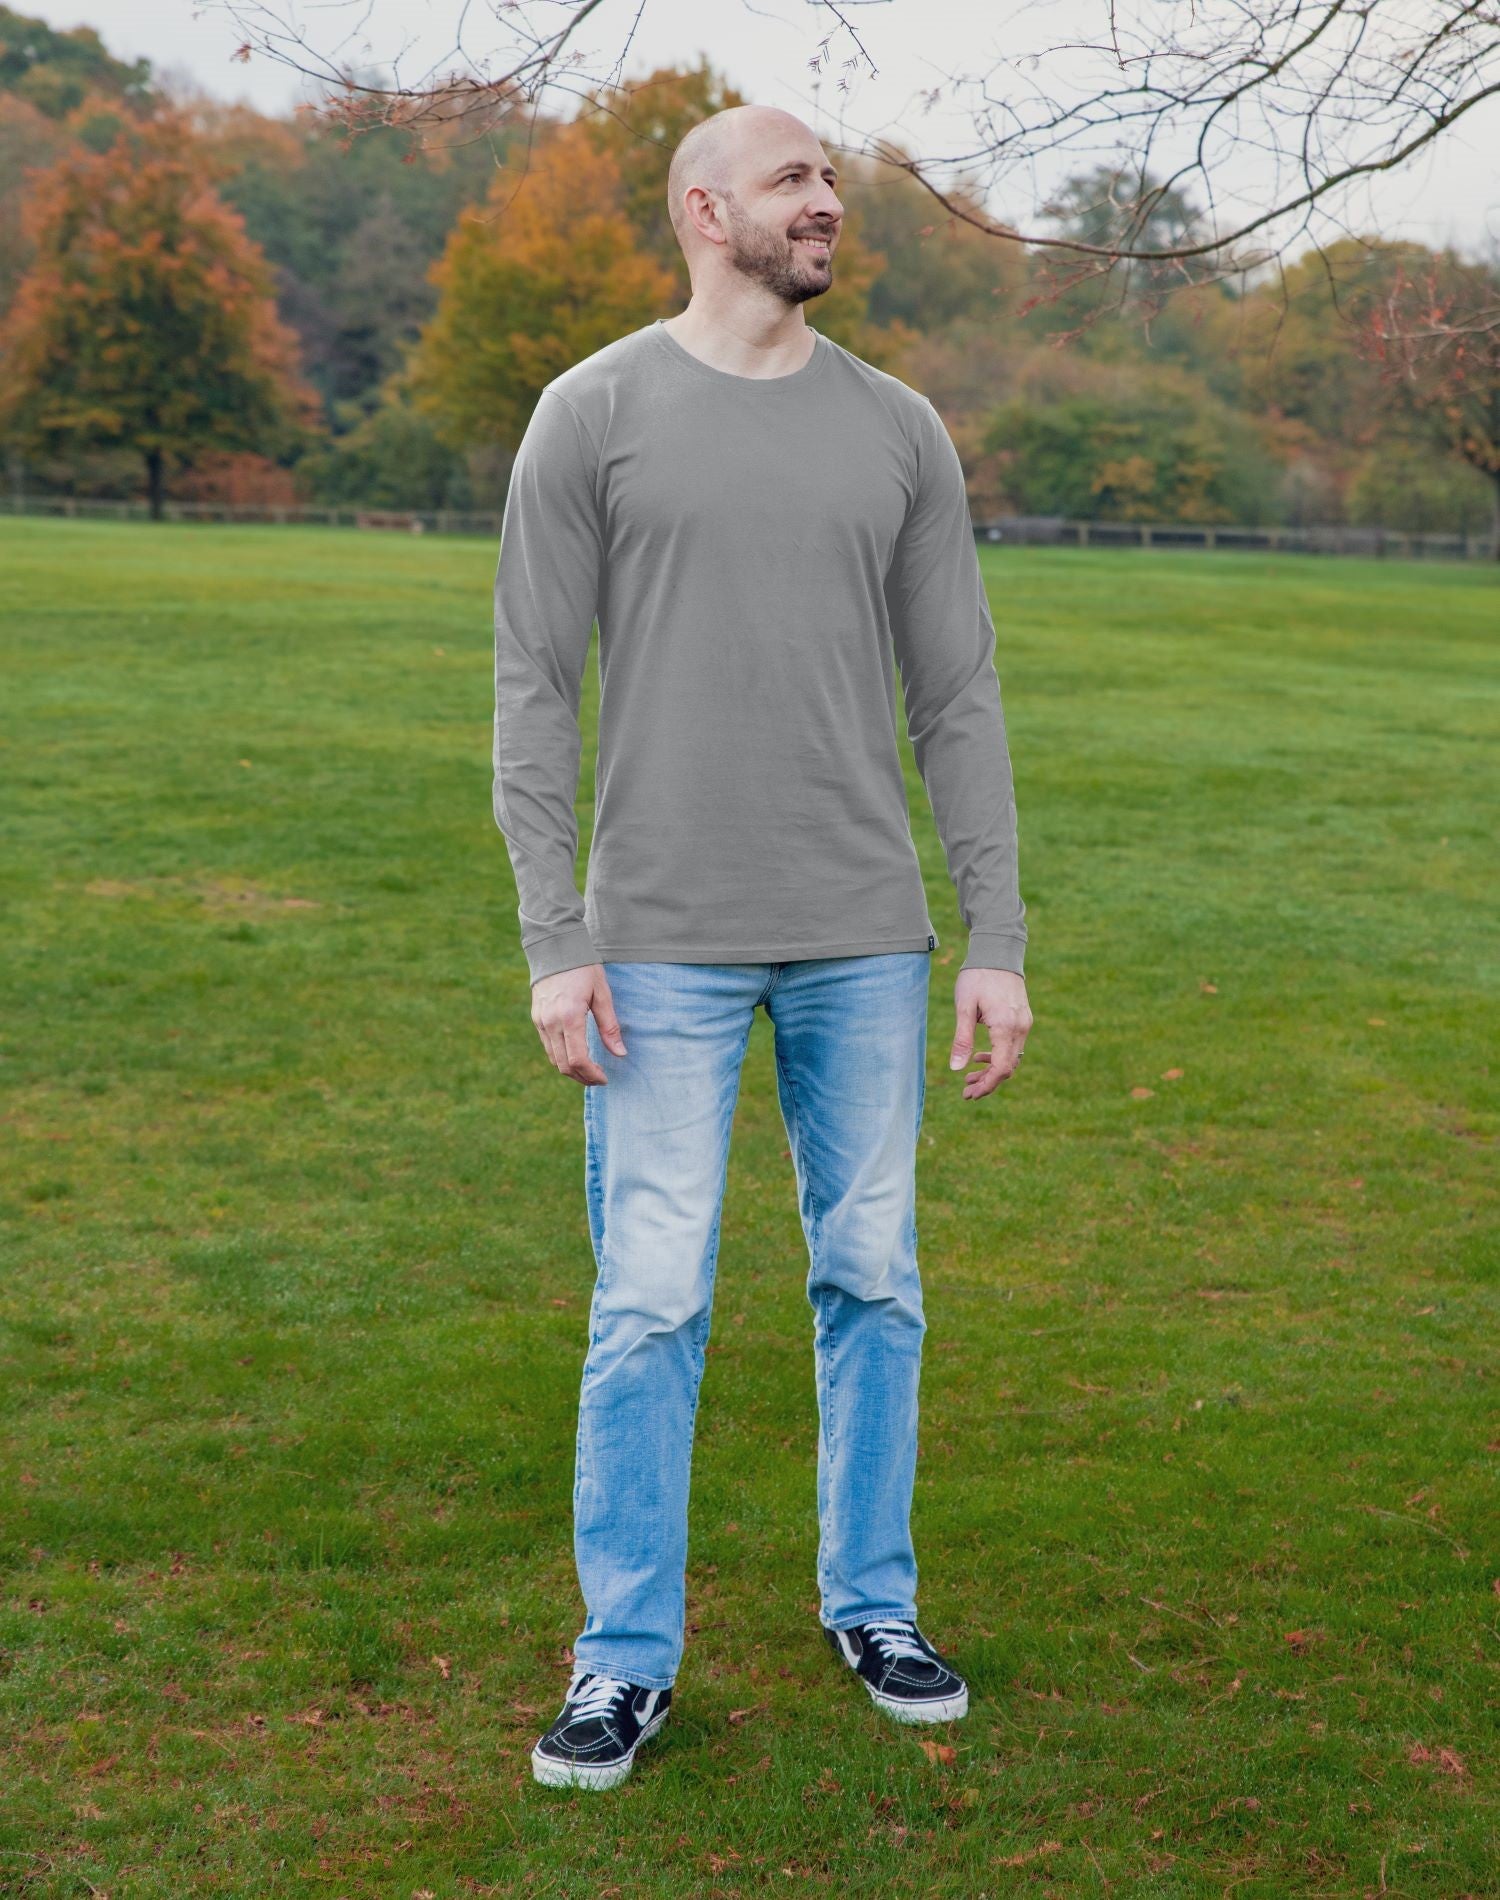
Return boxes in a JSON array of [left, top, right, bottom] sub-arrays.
[[961, 931, 1026, 977], [523, 923, 600, 984]]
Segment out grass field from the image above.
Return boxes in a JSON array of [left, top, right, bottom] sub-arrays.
[[1, 516, 1496, 1898]]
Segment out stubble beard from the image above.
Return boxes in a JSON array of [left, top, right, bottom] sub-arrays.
[[720, 195, 833, 308]]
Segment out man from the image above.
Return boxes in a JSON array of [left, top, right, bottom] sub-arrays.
[[492, 104, 1032, 1792]]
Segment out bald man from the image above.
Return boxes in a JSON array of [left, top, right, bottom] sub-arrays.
[[494, 105, 1033, 1791]]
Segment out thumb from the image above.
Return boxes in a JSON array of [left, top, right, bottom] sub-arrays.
[[950, 997, 977, 1070], [592, 982, 628, 1056]]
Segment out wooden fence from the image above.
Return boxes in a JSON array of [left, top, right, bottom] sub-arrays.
[[2, 491, 1495, 561]]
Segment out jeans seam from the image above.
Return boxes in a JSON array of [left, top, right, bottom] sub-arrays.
[[775, 1036, 837, 1603], [669, 1011, 750, 1680]]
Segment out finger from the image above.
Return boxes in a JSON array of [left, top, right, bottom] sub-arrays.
[[963, 1058, 1010, 1099], [559, 1014, 607, 1086], [949, 996, 978, 1070], [959, 1037, 1027, 1097], [592, 983, 628, 1056], [537, 1021, 567, 1074], [534, 1012, 579, 1078]]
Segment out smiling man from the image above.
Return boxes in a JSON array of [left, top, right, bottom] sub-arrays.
[[492, 104, 1032, 1791]]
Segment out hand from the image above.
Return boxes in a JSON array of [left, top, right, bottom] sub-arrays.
[[949, 967, 1031, 1101], [531, 963, 627, 1086]]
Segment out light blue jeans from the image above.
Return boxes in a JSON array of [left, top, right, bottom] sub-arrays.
[[570, 952, 931, 1690]]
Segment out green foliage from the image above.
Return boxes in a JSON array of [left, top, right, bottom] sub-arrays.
[[0, 5, 156, 117], [213, 120, 509, 427], [986, 376, 1280, 522], [1347, 445, 1495, 536], [295, 397, 471, 509]]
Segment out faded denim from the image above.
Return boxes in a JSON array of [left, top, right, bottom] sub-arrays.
[[569, 952, 931, 1690]]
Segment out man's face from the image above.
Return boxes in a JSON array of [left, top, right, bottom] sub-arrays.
[[718, 140, 844, 307]]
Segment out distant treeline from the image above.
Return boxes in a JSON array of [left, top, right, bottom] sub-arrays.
[[0, 6, 1495, 536]]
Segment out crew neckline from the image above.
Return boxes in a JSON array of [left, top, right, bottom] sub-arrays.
[[649, 317, 829, 390]]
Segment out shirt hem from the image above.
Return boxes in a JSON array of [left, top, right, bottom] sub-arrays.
[[588, 933, 938, 965]]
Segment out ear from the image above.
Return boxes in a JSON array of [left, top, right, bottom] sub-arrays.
[[682, 183, 729, 248]]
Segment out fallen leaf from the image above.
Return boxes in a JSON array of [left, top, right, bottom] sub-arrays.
[[1408, 1742, 1466, 1777], [1130, 1086, 1155, 1100], [997, 1840, 1063, 1867], [918, 1738, 956, 1765]]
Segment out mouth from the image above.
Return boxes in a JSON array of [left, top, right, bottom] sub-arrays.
[[792, 233, 834, 259]]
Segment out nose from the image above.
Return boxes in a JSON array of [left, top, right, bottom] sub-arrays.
[[808, 177, 842, 223]]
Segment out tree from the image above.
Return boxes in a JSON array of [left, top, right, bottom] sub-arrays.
[[0, 4, 157, 120], [569, 57, 746, 292], [185, 91, 512, 424], [0, 109, 320, 517], [401, 119, 676, 452], [984, 368, 1280, 524], [1356, 251, 1500, 553]]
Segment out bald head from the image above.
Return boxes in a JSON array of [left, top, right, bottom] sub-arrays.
[[666, 105, 828, 250]]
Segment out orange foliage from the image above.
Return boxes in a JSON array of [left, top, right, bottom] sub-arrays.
[[173, 449, 303, 505], [0, 107, 320, 506], [403, 119, 677, 449]]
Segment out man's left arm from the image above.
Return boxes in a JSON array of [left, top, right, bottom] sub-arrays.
[[885, 396, 1032, 1097]]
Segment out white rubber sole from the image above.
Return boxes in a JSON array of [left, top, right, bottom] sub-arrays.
[[530, 1706, 670, 1790], [867, 1681, 969, 1723]]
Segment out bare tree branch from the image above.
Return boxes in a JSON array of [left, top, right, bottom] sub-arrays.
[[201, 0, 1500, 283]]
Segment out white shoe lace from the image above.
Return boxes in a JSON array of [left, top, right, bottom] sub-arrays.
[[566, 1672, 635, 1722], [865, 1620, 930, 1663]]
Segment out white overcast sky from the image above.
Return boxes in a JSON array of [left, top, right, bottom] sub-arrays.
[[36, 0, 1500, 259]]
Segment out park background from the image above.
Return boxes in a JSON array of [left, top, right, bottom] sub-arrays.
[[1, 5, 1496, 1897]]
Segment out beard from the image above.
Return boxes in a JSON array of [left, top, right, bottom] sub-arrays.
[[720, 195, 832, 307]]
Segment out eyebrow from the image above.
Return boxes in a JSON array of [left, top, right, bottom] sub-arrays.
[[770, 158, 838, 182]]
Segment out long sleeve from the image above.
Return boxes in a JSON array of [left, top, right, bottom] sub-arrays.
[[493, 388, 603, 984], [886, 397, 1027, 977]]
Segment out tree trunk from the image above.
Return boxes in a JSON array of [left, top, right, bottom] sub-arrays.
[[145, 446, 165, 522]]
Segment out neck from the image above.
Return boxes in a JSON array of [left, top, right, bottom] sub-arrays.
[[662, 297, 816, 380]]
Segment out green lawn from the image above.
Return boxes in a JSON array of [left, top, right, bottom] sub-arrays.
[[1, 517, 1495, 1898]]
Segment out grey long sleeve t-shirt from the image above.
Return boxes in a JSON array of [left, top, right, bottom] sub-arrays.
[[492, 317, 1027, 985]]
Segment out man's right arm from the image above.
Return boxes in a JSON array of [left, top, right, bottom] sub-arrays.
[[493, 387, 603, 985]]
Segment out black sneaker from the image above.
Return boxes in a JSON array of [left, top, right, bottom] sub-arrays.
[[530, 1669, 672, 1790], [824, 1619, 969, 1723]]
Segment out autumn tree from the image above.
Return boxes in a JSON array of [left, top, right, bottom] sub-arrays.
[[402, 119, 676, 452], [0, 108, 320, 517], [1357, 251, 1500, 554]]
